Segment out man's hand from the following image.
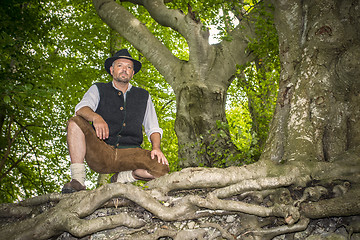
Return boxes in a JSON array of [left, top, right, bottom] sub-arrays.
[[76, 106, 109, 140], [151, 148, 169, 165], [93, 115, 109, 140], [150, 132, 168, 165]]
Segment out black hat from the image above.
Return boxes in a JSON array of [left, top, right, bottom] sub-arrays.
[[104, 49, 142, 75]]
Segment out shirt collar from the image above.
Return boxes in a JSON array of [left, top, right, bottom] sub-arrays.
[[111, 82, 132, 93]]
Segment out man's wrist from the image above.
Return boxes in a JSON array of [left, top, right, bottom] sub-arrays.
[[92, 113, 102, 123], [152, 147, 161, 151]]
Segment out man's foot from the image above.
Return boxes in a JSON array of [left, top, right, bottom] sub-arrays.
[[62, 179, 86, 194], [111, 171, 137, 183]]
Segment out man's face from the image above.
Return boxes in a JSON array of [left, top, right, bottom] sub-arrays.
[[110, 58, 135, 84]]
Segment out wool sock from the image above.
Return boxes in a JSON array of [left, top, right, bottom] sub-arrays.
[[116, 170, 136, 183], [70, 163, 86, 186]]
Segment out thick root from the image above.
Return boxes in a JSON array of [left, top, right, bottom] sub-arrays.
[[0, 158, 359, 239]]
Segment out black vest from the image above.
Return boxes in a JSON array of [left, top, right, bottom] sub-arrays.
[[94, 82, 149, 147]]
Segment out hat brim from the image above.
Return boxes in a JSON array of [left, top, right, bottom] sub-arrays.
[[104, 56, 142, 75]]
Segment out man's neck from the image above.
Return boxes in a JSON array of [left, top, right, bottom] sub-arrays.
[[113, 80, 129, 93]]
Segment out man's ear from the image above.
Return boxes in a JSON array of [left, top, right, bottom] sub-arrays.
[[110, 66, 114, 76]]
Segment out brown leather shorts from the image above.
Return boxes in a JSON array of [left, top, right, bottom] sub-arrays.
[[68, 116, 169, 178]]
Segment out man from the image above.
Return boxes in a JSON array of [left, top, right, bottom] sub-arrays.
[[62, 49, 169, 193]]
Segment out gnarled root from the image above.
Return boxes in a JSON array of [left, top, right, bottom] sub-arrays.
[[1, 157, 359, 239]]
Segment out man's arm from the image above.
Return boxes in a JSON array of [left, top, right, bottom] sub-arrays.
[[150, 132, 168, 165], [76, 106, 109, 140]]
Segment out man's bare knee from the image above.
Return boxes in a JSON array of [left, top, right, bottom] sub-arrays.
[[67, 118, 84, 136], [67, 118, 78, 130], [67, 118, 86, 164]]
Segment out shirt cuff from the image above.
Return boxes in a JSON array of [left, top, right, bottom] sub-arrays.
[[146, 128, 163, 142]]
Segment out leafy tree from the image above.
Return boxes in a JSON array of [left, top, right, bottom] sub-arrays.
[[0, 0, 279, 202], [0, 0, 64, 202], [0, 0, 113, 202]]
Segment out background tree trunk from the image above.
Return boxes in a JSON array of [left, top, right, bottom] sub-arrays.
[[173, 47, 238, 167]]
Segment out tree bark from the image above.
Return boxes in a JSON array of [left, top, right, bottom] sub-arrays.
[[263, 0, 360, 163]]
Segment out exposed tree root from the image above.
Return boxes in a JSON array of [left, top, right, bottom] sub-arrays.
[[246, 217, 310, 240], [200, 222, 236, 240], [128, 228, 207, 240], [0, 193, 65, 218], [301, 187, 360, 218], [0, 191, 145, 240], [0, 155, 359, 239]]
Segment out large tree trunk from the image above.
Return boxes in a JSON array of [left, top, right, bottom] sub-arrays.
[[263, 0, 360, 163]]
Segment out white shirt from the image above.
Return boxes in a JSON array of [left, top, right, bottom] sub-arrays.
[[75, 82, 163, 141]]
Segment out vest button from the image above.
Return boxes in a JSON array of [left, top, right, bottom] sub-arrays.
[[120, 107, 124, 110], [123, 123, 126, 127], [116, 143, 119, 147], [118, 92, 122, 96]]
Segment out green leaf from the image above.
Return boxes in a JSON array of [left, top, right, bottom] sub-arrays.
[[3, 95, 11, 104]]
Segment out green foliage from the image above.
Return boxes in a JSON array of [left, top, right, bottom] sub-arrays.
[[0, 0, 181, 202], [226, 106, 256, 156], [227, 2, 280, 161], [0, 0, 64, 202], [0, 0, 110, 202], [193, 119, 258, 168]]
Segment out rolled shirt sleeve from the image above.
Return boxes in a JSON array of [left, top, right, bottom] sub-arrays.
[[74, 85, 100, 113], [143, 96, 163, 141]]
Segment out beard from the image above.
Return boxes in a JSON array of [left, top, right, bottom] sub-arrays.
[[114, 72, 131, 84]]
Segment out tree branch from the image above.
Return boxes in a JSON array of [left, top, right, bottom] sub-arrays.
[[0, 150, 31, 182], [218, 4, 260, 83], [301, 187, 360, 219], [143, 0, 187, 34], [146, 162, 269, 193], [142, 0, 214, 76], [92, 0, 181, 85]]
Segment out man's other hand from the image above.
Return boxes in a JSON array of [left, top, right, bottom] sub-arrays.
[[151, 148, 169, 165], [93, 115, 109, 140]]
